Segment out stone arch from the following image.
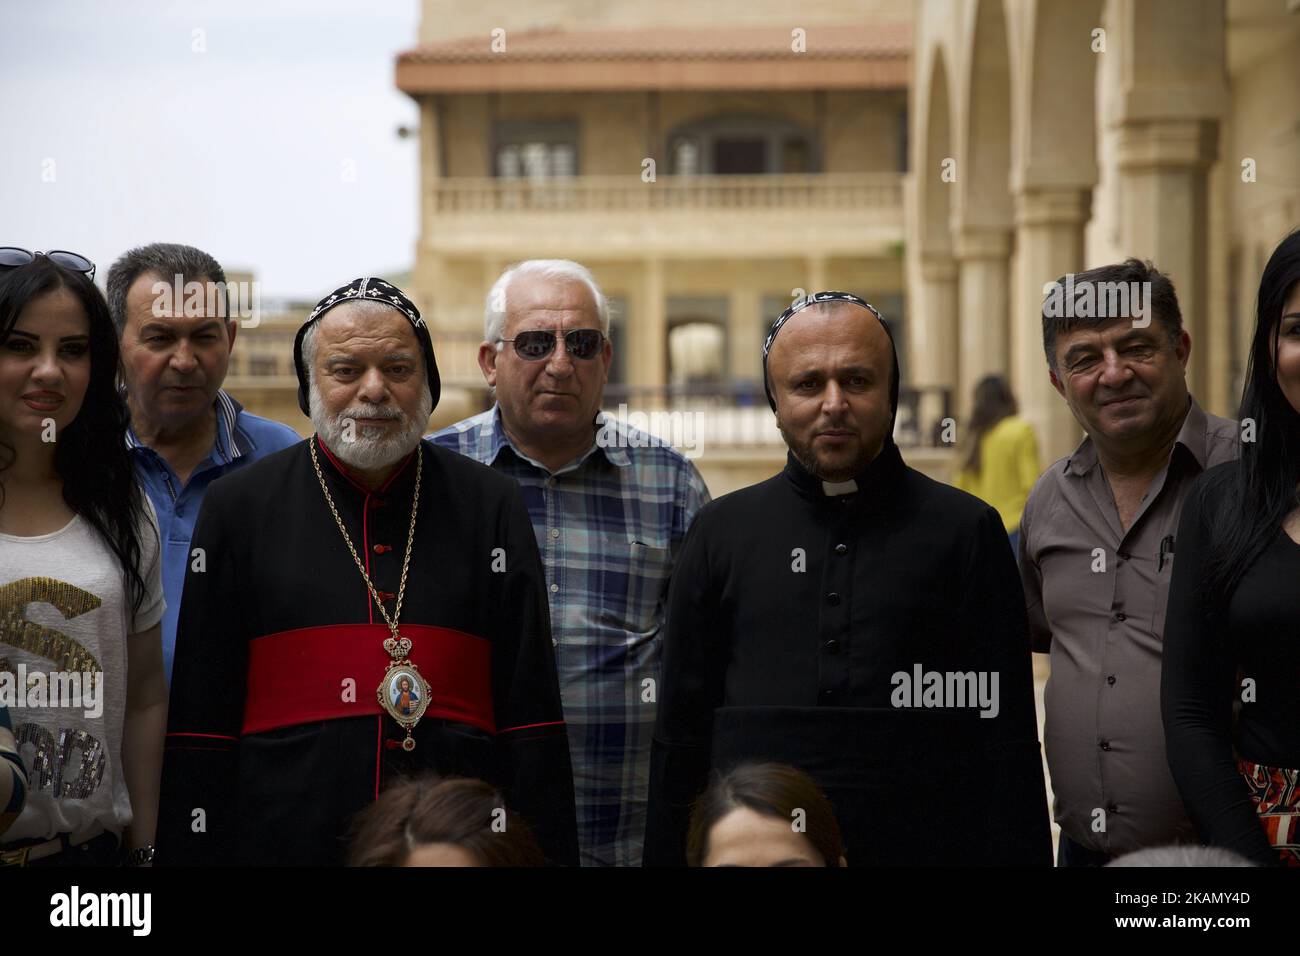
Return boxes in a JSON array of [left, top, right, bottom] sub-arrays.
[[951, 0, 1016, 414], [1015, 0, 1103, 192], [908, 43, 959, 437], [918, 49, 955, 256], [1006, 0, 1105, 465], [957, 0, 1013, 234]]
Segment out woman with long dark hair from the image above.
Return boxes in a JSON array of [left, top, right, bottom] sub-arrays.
[[0, 251, 167, 866], [1162, 229, 1300, 866], [952, 374, 1040, 551]]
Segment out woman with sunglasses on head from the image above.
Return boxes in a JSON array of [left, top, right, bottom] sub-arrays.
[[0, 251, 167, 867], [1162, 229, 1300, 867]]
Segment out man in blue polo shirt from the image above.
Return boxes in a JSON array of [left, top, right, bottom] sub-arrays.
[[107, 243, 301, 682]]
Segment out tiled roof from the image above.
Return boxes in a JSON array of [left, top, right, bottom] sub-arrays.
[[398, 24, 910, 64]]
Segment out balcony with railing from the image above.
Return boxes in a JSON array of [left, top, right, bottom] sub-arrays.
[[600, 382, 951, 451], [423, 173, 905, 258], [444, 378, 952, 494]]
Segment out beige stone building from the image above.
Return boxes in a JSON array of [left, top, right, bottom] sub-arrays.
[[911, 0, 1300, 467], [224, 0, 1300, 495], [392, 0, 927, 495], [222, 297, 315, 437]]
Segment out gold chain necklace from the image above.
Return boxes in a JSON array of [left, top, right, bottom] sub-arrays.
[[310, 436, 430, 750]]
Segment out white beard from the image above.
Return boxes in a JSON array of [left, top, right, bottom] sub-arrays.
[[309, 378, 432, 471]]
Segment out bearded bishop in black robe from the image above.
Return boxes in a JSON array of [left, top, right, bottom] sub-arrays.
[[158, 278, 578, 865]]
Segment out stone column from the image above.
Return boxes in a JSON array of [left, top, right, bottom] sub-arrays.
[[728, 284, 763, 384], [1115, 119, 1219, 398], [633, 258, 667, 409], [954, 228, 1013, 419], [806, 255, 827, 295], [413, 95, 442, 323], [482, 257, 504, 308], [1108, 0, 1226, 403], [420, 95, 441, 221], [1013, 187, 1090, 465], [914, 253, 958, 445]]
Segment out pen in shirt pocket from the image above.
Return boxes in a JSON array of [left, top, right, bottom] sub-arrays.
[[1158, 534, 1175, 571]]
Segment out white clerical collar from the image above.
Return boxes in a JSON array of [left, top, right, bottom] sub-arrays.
[[821, 478, 858, 496]]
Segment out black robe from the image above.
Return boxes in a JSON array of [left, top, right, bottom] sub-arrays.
[[644, 442, 1051, 866], [158, 437, 578, 865]]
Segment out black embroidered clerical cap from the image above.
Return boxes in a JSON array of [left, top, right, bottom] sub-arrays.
[[761, 290, 899, 421], [292, 277, 441, 417]]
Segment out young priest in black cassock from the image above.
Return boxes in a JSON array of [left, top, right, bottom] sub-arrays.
[[157, 279, 578, 865], [644, 293, 1051, 866]]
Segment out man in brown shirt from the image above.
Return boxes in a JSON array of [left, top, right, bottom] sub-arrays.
[[1018, 258, 1238, 865]]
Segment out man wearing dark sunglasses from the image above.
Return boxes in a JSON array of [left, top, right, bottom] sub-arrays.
[[430, 259, 710, 867], [479, 280, 613, 475]]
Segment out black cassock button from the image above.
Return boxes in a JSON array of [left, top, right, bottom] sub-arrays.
[[827, 592, 841, 606], [824, 639, 841, 654], [834, 543, 847, 555]]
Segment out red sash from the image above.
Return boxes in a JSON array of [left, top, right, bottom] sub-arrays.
[[242, 624, 495, 736]]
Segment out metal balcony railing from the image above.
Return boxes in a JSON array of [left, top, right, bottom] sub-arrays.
[[442, 380, 953, 451], [430, 173, 904, 215]]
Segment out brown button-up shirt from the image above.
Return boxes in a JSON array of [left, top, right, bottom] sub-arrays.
[[1018, 397, 1238, 856]]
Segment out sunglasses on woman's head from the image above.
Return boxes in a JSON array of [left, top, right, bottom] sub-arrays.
[[498, 328, 605, 361], [0, 247, 97, 282]]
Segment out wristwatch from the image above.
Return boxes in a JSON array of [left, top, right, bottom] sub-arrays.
[[123, 845, 155, 867]]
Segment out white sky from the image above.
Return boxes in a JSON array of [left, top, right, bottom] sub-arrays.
[[2, 0, 421, 300]]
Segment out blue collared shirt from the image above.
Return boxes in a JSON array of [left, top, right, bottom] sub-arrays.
[[127, 389, 301, 683], [429, 406, 710, 866]]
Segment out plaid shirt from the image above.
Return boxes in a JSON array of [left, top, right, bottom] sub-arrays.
[[429, 406, 710, 866]]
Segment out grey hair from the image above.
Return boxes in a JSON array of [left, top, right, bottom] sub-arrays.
[[301, 322, 320, 388], [300, 300, 421, 388], [484, 259, 609, 345], [106, 242, 228, 335], [1106, 845, 1258, 867]]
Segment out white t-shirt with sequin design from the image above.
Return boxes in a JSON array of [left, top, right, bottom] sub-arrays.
[[0, 497, 164, 842]]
